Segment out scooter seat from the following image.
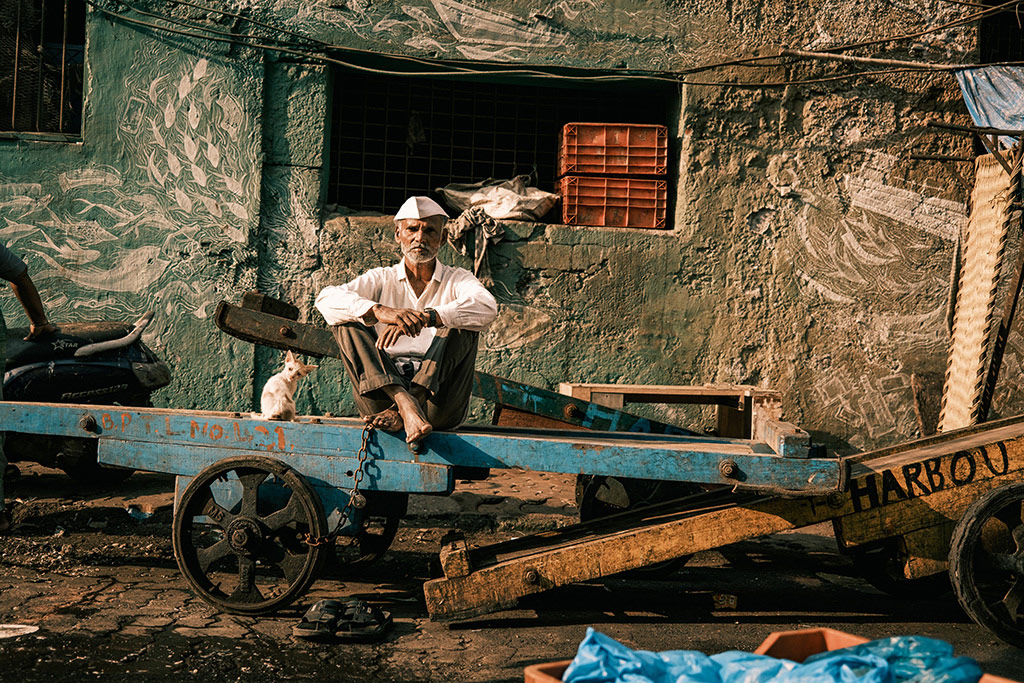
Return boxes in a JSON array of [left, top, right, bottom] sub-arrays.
[[5, 322, 134, 368]]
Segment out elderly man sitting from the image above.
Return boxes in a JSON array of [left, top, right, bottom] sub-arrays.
[[315, 196, 498, 444]]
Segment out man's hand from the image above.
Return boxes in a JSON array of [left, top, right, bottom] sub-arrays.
[[376, 323, 407, 349], [371, 305, 428, 336], [24, 321, 58, 341]]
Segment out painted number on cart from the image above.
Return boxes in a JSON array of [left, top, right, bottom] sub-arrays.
[[100, 412, 132, 432], [190, 420, 225, 441]]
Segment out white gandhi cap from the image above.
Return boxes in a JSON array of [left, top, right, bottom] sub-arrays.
[[394, 196, 449, 222]]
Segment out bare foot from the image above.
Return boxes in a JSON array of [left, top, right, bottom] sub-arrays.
[[366, 408, 403, 431], [392, 391, 433, 444]]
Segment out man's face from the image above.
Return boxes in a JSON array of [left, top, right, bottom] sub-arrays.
[[396, 216, 446, 265]]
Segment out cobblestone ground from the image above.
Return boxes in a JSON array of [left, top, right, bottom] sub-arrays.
[[3, 464, 1024, 682]]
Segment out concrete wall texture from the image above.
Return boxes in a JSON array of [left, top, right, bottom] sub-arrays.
[[0, 0, 1002, 453]]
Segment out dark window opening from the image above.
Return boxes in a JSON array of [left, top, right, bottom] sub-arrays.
[[978, 1, 1023, 64], [327, 68, 673, 218], [1, 0, 86, 135], [976, 2, 1023, 155]]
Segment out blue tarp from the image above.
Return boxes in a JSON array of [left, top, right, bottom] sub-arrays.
[[955, 66, 1024, 147], [562, 628, 983, 683]]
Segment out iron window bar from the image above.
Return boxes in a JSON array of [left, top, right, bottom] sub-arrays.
[[3, 0, 85, 135]]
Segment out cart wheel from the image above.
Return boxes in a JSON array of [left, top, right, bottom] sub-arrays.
[[577, 475, 700, 575], [848, 540, 950, 598], [172, 455, 328, 615], [334, 491, 408, 565], [949, 483, 1024, 648]]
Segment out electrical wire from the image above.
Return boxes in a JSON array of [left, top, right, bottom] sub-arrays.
[[85, 0, 684, 82], [163, 0, 326, 47], [143, 0, 483, 73], [816, 0, 1024, 54], [680, 67, 943, 88], [113, 0, 313, 49], [85, 0, 1010, 89]]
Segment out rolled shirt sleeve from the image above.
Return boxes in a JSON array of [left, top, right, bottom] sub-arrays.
[[432, 269, 498, 332], [0, 243, 27, 282], [314, 268, 385, 325]]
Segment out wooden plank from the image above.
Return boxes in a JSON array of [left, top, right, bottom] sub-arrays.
[[424, 493, 830, 620], [754, 418, 811, 459], [717, 400, 749, 438], [978, 166, 1023, 421], [844, 413, 1024, 465], [240, 291, 300, 321], [493, 406, 582, 431], [558, 383, 775, 399], [939, 154, 1015, 431], [558, 382, 773, 408], [214, 301, 337, 358], [590, 391, 625, 409]]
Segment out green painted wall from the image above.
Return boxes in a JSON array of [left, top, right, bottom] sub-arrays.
[[0, 1, 998, 453]]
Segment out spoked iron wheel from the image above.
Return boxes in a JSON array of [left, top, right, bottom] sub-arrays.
[[333, 491, 408, 566], [949, 482, 1024, 648], [172, 456, 328, 615], [848, 538, 950, 598]]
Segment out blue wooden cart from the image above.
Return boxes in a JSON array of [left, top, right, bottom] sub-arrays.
[[4, 295, 1024, 649]]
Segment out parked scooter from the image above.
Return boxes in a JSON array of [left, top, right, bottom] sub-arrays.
[[3, 311, 171, 485]]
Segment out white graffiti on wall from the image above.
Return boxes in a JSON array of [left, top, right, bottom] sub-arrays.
[[0, 50, 259, 333], [779, 150, 966, 442], [285, 0, 591, 62], [845, 174, 966, 243], [812, 368, 920, 446]]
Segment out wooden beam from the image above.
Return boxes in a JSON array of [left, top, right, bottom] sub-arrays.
[[780, 48, 963, 71], [925, 119, 1024, 138], [424, 492, 830, 620]]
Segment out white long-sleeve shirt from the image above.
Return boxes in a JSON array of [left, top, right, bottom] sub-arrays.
[[315, 260, 498, 358]]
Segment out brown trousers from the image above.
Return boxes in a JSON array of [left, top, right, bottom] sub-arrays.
[[331, 323, 478, 430]]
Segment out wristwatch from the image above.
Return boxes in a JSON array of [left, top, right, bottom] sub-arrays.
[[425, 308, 442, 328]]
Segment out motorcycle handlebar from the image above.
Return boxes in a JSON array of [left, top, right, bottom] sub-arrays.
[[73, 310, 156, 358]]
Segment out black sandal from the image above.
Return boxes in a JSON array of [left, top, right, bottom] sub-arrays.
[[292, 599, 344, 640], [335, 599, 393, 643]]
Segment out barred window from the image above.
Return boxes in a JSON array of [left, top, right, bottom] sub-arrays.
[[1, 0, 85, 136], [327, 68, 672, 219]]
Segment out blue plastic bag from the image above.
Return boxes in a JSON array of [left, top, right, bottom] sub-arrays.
[[562, 629, 721, 683], [561, 628, 983, 683], [803, 637, 982, 683]]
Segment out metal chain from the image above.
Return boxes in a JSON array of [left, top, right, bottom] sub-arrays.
[[304, 422, 374, 547]]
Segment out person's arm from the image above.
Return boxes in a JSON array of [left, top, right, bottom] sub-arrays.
[[315, 269, 387, 325], [316, 268, 429, 348], [9, 270, 57, 340], [430, 270, 498, 331]]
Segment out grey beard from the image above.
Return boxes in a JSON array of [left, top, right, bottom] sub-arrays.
[[402, 246, 436, 264]]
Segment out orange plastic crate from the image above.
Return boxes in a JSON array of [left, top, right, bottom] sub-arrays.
[[524, 629, 1020, 682], [559, 175, 668, 229], [559, 123, 668, 177]]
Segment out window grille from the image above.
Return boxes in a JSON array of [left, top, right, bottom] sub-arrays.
[[1, 0, 85, 135], [327, 69, 671, 216], [978, 1, 1024, 64]]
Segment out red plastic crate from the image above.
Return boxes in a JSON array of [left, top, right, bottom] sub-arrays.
[[558, 122, 668, 177], [559, 175, 668, 229]]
